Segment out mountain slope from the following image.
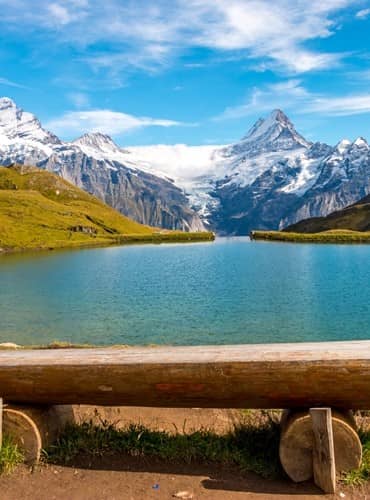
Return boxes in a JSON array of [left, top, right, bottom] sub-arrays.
[[0, 164, 186, 251], [0, 98, 204, 232], [283, 194, 370, 233]]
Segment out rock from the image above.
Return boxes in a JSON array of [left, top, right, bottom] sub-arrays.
[[0, 342, 20, 349], [70, 225, 97, 235], [173, 491, 194, 499]]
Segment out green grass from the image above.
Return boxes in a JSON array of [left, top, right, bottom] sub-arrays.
[[44, 414, 370, 486], [251, 229, 370, 243], [46, 413, 281, 479], [0, 165, 214, 252], [0, 435, 24, 474], [341, 429, 370, 486]]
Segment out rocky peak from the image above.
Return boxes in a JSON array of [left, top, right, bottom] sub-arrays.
[[353, 137, 369, 149], [226, 109, 311, 158], [73, 132, 118, 150], [335, 139, 352, 155], [332, 137, 370, 160], [0, 97, 17, 110], [72, 132, 130, 159], [0, 96, 60, 145]]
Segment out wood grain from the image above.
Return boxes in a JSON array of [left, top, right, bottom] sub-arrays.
[[0, 341, 370, 407], [310, 408, 336, 494]]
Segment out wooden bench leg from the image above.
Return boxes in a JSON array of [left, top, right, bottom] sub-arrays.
[[310, 408, 336, 494], [0, 403, 74, 465], [279, 408, 362, 489], [0, 403, 42, 465]]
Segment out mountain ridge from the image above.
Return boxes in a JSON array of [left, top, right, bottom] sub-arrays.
[[1, 97, 370, 235], [0, 97, 204, 232]]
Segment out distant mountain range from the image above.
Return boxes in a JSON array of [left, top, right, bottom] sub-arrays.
[[0, 98, 204, 232], [1, 97, 370, 235]]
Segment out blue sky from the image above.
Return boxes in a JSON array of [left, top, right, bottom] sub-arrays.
[[1, 0, 370, 146]]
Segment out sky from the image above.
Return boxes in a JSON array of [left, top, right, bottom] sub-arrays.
[[1, 0, 370, 146]]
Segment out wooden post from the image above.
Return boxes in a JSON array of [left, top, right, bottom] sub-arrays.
[[310, 408, 336, 494], [279, 409, 361, 483]]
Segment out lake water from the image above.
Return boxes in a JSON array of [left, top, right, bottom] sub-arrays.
[[1, 238, 370, 346]]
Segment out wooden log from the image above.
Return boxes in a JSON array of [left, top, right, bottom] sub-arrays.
[[280, 409, 362, 483], [3, 408, 42, 464], [0, 341, 370, 407], [310, 408, 336, 494], [7, 404, 72, 449]]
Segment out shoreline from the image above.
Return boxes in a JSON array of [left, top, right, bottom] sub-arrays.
[[250, 229, 370, 243], [0, 231, 215, 256]]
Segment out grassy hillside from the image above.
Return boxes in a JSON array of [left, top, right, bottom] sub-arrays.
[[250, 193, 370, 243], [0, 165, 214, 252], [283, 194, 370, 234]]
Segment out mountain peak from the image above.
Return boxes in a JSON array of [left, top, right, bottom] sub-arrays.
[[0, 96, 60, 145], [229, 109, 311, 157], [73, 132, 119, 150], [72, 132, 131, 160], [0, 97, 16, 110], [270, 108, 290, 123], [353, 137, 369, 148]]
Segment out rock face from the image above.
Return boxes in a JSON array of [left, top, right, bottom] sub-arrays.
[[283, 192, 370, 233], [0, 98, 204, 231], [1, 97, 370, 235]]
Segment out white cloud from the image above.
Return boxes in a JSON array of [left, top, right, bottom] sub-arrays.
[[356, 8, 370, 19], [68, 92, 90, 108], [46, 3, 73, 25], [216, 79, 310, 120], [307, 95, 370, 115], [216, 79, 370, 119], [0, 77, 28, 89], [46, 109, 185, 136], [0, 0, 354, 74]]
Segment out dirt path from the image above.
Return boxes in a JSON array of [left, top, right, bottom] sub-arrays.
[[0, 458, 367, 500]]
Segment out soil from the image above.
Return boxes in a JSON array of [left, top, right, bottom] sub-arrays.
[[1, 458, 368, 500], [1, 407, 369, 499]]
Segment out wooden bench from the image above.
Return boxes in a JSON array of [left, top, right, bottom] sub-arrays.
[[1, 340, 369, 493]]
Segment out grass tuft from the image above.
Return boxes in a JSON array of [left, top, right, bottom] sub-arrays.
[[0, 435, 24, 474], [341, 429, 370, 486], [46, 414, 281, 479]]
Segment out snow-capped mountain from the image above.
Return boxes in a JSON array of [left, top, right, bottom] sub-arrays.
[[203, 110, 370, 234], [0, 98, 204, 232], [279, 135, 370, 229], [1, 97, 370, 235]]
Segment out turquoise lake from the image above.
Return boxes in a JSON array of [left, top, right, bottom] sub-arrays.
[[1, 237, 370, 346]]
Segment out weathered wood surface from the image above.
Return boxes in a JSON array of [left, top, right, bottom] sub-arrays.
[[3, 409, 42, 464], [310, 408, 336, 494], [1, 341, 370, 407], [279, 409, 361, 483]]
